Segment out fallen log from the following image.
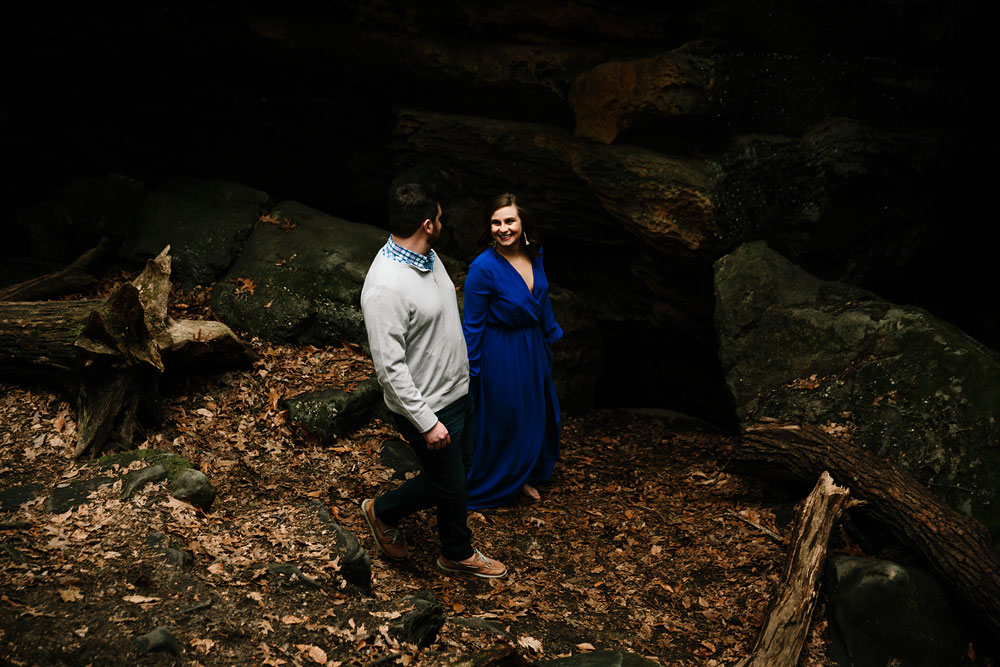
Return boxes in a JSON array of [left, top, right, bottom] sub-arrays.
[[742, 471, 854, 667], [733, 421, 1000, 638], [0, 246, 255, 457], [0, 237, 112, 302]]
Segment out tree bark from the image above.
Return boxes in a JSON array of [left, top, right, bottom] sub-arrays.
[[0, 247, 255, 457], [0, 237, 112, 301], [734, 421, 1000, 638], [743, 471, 853, 667]]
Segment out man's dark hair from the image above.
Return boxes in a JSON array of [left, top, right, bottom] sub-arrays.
[[388, 183, 441, 238]]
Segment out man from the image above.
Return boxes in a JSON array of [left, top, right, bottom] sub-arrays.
[[359, 183, 506, 579]]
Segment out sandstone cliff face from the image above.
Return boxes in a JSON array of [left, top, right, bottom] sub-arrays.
[[3, 2, 986, 420]]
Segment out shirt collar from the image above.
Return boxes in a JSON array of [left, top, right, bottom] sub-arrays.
[[382, 235, 436, 272]]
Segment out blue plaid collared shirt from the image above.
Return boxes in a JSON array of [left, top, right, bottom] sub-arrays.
[[382, 235, 436, 272]]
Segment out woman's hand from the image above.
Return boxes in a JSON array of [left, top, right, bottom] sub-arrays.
[[423, 421, 451, 450]]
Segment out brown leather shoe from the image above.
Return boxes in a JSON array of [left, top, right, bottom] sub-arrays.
[[436, 549, 507, 578], [361, 498, 408, 561]]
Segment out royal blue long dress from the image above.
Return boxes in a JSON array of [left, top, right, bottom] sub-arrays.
[[462, 246, 563, 509]]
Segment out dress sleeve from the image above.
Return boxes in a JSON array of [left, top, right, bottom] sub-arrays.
[[362, 284, 437, 432], [462, 260, 494, 378]]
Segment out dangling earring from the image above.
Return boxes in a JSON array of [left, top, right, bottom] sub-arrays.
[[523, 234, 530, 247]]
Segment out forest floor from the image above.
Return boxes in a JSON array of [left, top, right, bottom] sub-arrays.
[[0, 277, 872, 666]]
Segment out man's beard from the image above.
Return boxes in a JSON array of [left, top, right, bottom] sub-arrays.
[[428, 225, 442, 248]]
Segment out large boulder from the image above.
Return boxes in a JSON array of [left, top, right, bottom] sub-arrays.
[[210, 200, 386, 345], [714, 241, 1000, 537], [825, 556, 967, 667], [121, 178, 271, 286], [569, 51, 715, 144], [393, 109, 720, 259]]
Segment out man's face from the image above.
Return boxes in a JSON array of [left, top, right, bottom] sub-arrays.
[[427, 204, 443, 247]]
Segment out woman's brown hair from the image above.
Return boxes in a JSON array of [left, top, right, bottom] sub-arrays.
[[479, 193, 540, 258]]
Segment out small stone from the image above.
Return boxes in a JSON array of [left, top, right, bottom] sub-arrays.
[[389, 592, 444, 648], [133, 626, 179, 654], [45, 476, 116, 513], [448, 645, 523, 667], [316, 505, 371, 591], [267, 562, 320, 588], [449, 616, 514, 640], [380, 439, 421, 480], [1, 542, 28, 565], [284, 378, 384, 443], [168, 469, 216, 510], [0, 483, 44, 513], [163, 546, 194, 568]]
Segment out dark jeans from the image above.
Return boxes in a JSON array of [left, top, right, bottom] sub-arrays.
[[373, 394, 474, 561]]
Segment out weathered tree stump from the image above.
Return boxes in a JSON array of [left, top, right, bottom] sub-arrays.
[[0, 247, 255, 457], [742, 471, 853, 667], [733, 421, 1000, 638]]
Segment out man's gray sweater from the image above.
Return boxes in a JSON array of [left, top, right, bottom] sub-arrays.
[[360, 248, 470, 433]]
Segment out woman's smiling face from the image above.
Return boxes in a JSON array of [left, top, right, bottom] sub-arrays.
[[490, 205, 522, 249]]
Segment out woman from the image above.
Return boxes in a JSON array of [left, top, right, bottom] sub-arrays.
[[462, 194, 562, 508]]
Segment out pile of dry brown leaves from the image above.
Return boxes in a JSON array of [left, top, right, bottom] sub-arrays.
[[0, 283, 839, 666]]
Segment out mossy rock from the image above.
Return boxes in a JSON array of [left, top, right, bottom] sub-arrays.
[[210, 200, 386, 345], [168, 469, 216, 510], [92, 449, 192, 481], [714, 241, 1000, 537], [49, 450, 199, 513], [121, 464, 168, 500], [283, 377, 385, 442]]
